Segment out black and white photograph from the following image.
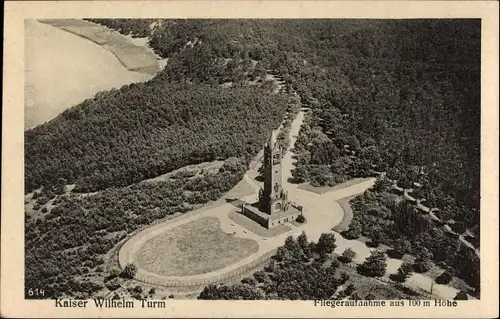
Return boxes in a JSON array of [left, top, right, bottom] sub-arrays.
[[2, 1, 499, 318]]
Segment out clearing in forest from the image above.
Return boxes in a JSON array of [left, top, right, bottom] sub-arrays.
[[132, 217, 259, 276]]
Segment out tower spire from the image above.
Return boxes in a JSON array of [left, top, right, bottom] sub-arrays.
[[269, 130, 277, 148]]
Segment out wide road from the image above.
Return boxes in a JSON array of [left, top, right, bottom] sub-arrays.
[[119, 110, 376, 284], [120, 109, 466, 300]]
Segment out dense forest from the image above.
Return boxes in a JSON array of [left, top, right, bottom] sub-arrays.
[[25, 157, 246, 298], [344, 181, 480, 290], [87, 20, 480, 227], [26, 19, 481, 298], [25, 83, 288, 193]]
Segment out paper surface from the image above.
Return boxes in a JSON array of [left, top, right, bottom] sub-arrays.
[[2, 1, 499, 318]]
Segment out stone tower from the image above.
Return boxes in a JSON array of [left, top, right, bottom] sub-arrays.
[[259, 131, 287, 215]]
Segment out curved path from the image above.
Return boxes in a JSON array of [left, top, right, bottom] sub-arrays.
[[119, 110, 376, 286], [119, 109, 467, 300]]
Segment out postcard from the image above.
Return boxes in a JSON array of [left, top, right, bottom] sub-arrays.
[[2, 1, 498, 318]]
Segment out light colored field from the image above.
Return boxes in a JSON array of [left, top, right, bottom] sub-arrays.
[[133, 217, 259, 276], [24, 20, 153, 129]]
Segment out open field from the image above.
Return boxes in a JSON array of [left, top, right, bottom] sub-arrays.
[[133, 217, 259, 276], [25, 20, 152, 129]]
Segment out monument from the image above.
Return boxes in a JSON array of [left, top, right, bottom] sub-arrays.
[[241, 131, 303, 229]]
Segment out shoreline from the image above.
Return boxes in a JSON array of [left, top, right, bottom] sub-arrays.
[[38, 19, 160, 76], [25, 19, 157, 129]]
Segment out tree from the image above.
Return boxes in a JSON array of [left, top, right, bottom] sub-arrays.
[[316, 232, 337, 258], [454, 247, 480, 289], [198, 284, 264, 300], [454, 291, 468, 300], [105, 278, 121, 291], [274, 246, 291, 262], [341, 248, 356, 263], [241, 277, 257, 286], [435, 271, 453, 284], [148, 287, 156, 295], [359, 250, 387, 277], [391, 239, 412, 259], [368, 231, 381, 248], [297, 231, 309, 251], [373, 178, 393, 192], [132, 285, 143, 293], [413, 248, 433, 273], [284, 235, 296, 251], [395, 261, 413, 282], [343, 219, 362, 239], [350, 292, 362, 300], [344, 283, 355, 296], [365, 293, 377, 300], [394, 201, 431, 236], [107, 267, 121, 280], [121, 263, 137, 279], [253, 270, 267, 283]]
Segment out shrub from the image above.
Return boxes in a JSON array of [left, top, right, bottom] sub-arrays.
[[454, 291, 468, 300], [131, 292, 142, 300], [435, 271, 453, 284], [344, 283, 355, 296], [132, 285, 143, 293], [389, 239, 412, 259], [365, 293, 376, 300], [358, 250, 387, 277], [341, 248, 356, 263], [316, 232, 337, 258], [296, 214, 306, 223], [413, 259, 432, 273], [121, 263, 137, 279], [343, 219, 362, 239], [149, 287, 156, 295], [241, 277, 257, 286], [395, 261, 413, 282], [105, 278, 121, 291], [107, 267, 121, 280], [253, 271, 267, 283]]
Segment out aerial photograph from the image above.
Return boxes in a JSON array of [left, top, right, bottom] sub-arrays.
[[24, 19, 480, 302]]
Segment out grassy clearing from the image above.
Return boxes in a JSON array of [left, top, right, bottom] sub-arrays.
[[135, 217, 259, 276], [223, 178, 255, 201], [228, 212, 291, 237], [298, 178, 371, 195], [332, 195, 357, 233], [334, 258, 417, 300]]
